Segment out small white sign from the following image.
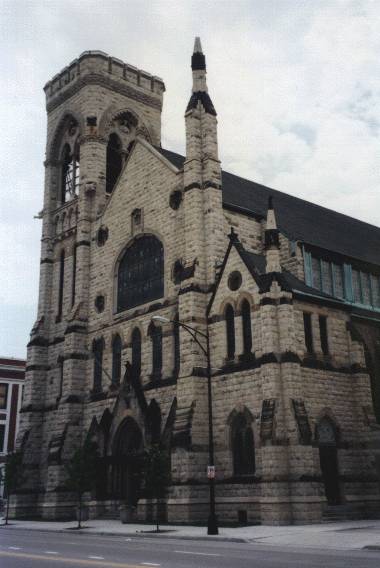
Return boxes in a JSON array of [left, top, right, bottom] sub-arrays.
[[207, 465, 215, 479]]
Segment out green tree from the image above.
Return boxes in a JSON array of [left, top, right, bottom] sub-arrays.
[[65, 438, 98, 529], [3, 452, 24, 525], [143, 445, 171, 532]]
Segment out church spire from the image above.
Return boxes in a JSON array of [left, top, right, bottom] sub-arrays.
[[265, 196, 281, 273], [186, 37, 216, 115], [191, 37, 207, 92]]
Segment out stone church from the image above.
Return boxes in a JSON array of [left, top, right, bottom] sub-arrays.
[[14, 39, 380, 525]]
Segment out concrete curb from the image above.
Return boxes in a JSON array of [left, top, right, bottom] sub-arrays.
[[0, 524, 247, 543]]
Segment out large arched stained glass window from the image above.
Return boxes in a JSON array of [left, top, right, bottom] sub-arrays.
[[117, 235, 164, 311]]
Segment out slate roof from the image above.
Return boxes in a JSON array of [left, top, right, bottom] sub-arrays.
[[158, 148, 380, 267]]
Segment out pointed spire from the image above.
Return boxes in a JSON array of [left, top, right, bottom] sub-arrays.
[[192, 37, 206, 71], [266, 196, 277, 231], [265, 196, 281, 273]]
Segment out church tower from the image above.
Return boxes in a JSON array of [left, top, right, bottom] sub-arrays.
[[17, 52, 165, 517]]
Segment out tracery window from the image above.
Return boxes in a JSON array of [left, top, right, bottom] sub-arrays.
[[148, 323, 162, 380], [117, 235, 164, 312], [112, 334, 122, 385], [61, 143, 80, 203], [131, 328, 142, 379], [106, 133, 123, 194], [225, 304, 235, 360], [93, 338, 104, 393], [231, 412, 255, 475], [241, 299, 252, 355]]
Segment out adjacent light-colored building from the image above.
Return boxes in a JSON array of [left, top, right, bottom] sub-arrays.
[[13, 40, 380, 524], [0, 357, 25, 501]]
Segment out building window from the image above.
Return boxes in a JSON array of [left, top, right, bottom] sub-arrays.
[[93, 338, 104, 393], [106, 133, 123, 194], [319, 316, 329, 356], [231, 412, 255, 476], [131, 328, 142, 379], [112, 335, 122, 385], [61, 143, 80, 203], [173, 313, 180, 377], [71, 245, 77, 307], [225, 304, 235, 360], [0, 425, 5, 453], [117, 235, 164, 312], [149, 323, 162, 380], [241, 300, 252, 355], [57, 249, 65, 320], [303, 312, 313, 354], [0, 384, 8, 409]]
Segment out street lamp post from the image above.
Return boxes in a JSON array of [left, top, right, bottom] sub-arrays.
[[152, 315, 219, 535]]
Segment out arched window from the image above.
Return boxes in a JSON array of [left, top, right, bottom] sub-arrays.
[[57, 249, 65, 320], [112, 334, 122, 385], [231, 412, 255, 475], [241, 299, 252, 355], [61, 143, 80, 203], [131, 328, 141, 379], [93, 338, 104, 393], [106, 133, 123, 194], [148, 323, 162, 380], [225, 304, 235, 360], [117, 235, 164, 311], [146, 399, 162, 445]]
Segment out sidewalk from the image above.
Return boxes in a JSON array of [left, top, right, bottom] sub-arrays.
[[1, 518, 380, 550]]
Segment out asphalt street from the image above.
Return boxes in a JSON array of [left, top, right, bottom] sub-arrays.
[[1, 527, 380, 568]]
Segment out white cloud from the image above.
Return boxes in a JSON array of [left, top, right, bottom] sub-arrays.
[[0, 0, 379, 356]]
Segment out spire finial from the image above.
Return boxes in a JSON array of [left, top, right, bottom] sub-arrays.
[[191, 37, 206, 71], [194, 37, 203, 53]]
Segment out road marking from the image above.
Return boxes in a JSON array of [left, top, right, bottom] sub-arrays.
[[89, 556, 105, 560], [175, 550, 221, 557], [0, 550, 144, 567], [141, 564, 161, 567], [8, 546, 21, 550], [45, 551, 59, 554], [125, 538, 132, 541]]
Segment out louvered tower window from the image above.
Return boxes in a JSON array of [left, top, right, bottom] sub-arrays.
[[61, 143, 80, 203], [106, 133, 123, 194]]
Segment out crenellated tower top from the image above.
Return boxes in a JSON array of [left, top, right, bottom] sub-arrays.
[[44, 50, 165, 113]]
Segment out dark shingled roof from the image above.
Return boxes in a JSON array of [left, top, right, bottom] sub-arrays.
[[158, 147, 380, 267]]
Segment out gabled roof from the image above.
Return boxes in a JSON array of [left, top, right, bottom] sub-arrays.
[[157, 148, 380, 267]]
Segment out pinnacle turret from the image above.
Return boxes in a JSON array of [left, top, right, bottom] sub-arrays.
[[265, 196, 281, 273]]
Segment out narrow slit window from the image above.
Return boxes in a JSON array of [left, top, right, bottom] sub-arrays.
[[319, 315, 329, 356], [225, 304, 235, 360], [303, 312, 313, 354]]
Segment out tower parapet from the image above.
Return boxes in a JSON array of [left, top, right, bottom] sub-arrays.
[[44, 51, 165, 113]]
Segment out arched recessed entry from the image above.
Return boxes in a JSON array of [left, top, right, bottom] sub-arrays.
[[316, 417, 341, 505], [110, 417, 144, 506]]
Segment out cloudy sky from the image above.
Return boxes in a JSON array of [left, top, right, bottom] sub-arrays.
[[1, 0, 379, 358]]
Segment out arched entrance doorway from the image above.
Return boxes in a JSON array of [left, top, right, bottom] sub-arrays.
[[110, 417, 144, 507], [316, 417, 341, 505]]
